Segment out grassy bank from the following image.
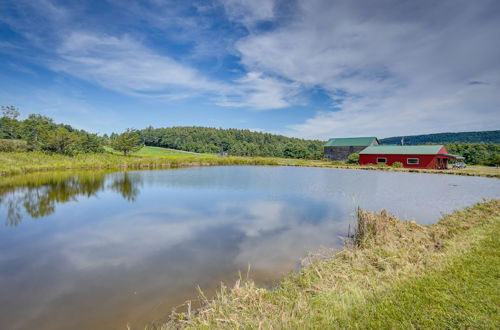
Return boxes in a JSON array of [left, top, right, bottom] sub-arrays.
[[0, 151, 280, 177], [0, 150, 499, 178], [157, 200, 500, 329]]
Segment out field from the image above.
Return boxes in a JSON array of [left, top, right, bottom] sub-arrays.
[[0, 147, 499, 178], [157, 200, 500, 329], [0, 150, 282, 177], [104, 146, 216, 157]]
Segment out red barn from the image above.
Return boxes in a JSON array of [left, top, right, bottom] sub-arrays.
[[359, 145, 463, 169]]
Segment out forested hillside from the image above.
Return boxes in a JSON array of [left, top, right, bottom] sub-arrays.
[[1, 106, 323, 159], [2, 105, 498, 164], [0, 106, 105, 154], [136, 126, 324, 159], [444, 143, 500, 166], [381, 130, 500, 144]]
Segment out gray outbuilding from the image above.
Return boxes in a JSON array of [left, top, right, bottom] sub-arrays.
[[323, 137, 379, 161]]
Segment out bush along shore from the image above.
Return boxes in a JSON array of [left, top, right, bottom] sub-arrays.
[[0, 151, 499, 178], [154, 200, 500, 329]]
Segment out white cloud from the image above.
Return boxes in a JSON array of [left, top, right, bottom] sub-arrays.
[[235, 0, 500, 138], [50, 31, 295, 110], [216, 71, 300, 110], [219, 0, 276, 27], [3, 0, 500, 126], [52, 32, 228, 98]]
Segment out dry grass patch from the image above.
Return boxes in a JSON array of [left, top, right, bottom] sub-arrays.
[[155, 200, 500, 329]]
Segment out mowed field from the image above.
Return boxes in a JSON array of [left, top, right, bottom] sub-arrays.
[[104, 146, 216, 157]]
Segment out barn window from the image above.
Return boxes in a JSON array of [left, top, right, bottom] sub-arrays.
[[407, 158, 419, 165], [376, 157, 387, 164]]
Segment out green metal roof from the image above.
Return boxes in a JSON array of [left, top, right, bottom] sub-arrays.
[[439, 153, 465, 159], [324, 137, 378, 147], [359, 145, 445, 155]]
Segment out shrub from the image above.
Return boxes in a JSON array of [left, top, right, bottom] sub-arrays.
[[484, 154, 500, 167], [392, 162, 403, 168], [40, 128, 80, 155], [369, 163, 389, 168], [347, 153, 360, 164], [0, 139, 28, 152]]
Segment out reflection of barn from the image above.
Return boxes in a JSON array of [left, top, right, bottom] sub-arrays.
[[323, 137, 379, 161], [359, 145, 464, 169]]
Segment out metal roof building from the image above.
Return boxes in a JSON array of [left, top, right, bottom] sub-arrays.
[[324, 137, 379, 147], [323, 137, 379, 161], [359, 145, 463, 169]]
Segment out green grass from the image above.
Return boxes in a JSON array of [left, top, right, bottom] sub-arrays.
[[157, 200, 500, 329], [337, 230, 499, 329], [0, 151, 281, 177], [0, 149, 499, 178], [104, 146, 216, 157]]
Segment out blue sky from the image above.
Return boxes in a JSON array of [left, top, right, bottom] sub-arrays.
[[1, 0, 499, 139]]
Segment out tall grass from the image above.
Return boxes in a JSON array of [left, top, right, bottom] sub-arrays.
[[154, 200, 500, 329], [0, 151, 498, 178], [0, 152, 281, 177]]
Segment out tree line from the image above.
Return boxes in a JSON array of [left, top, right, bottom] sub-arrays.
[[0, 106, 324, 158], [0, 106, 105, 155], [1, 105, 498, 165], [135, 126, 324, 159], [445, 143, 500, 166], [381, 130, 500, 145]]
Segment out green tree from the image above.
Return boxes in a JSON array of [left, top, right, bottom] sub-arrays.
[[283, 143, 308, 159], [2, 105, 20, 120], [111, 129, 142, 155], [78, 133, 104, 153], [40, 127, 80, 155], [136, 126, 325, 159], [21, 114, 55, 150], [347, 153, 360, 164], [0, 105, 21, 139], [485, 154, 500, 167]]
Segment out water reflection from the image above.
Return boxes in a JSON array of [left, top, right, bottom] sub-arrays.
[[0, 171, 142, 226], [109, 172, 142, 202], [0, 167, 498, 330]]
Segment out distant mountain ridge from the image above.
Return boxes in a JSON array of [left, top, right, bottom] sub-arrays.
[[380, 130, 500, 145]]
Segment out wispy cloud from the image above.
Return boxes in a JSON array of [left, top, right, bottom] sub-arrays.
[[216, 72, 301, 110], [219, 0, 276, 27], [51, 32, 298, 109], [235, 0, 500, 137], [52, 32, 229, 98], [1, 0, 296, 110], [1, 0, 499, 133]]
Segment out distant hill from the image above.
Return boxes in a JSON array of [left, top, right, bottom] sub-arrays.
[[380, 130, 500, 145], [137, 126, 324, 159]]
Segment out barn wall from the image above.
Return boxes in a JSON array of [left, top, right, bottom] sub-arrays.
[[323, 146, 367, 161], [359, 154, 439, 169]]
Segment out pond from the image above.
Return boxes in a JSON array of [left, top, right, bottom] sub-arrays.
[[0, 166, 499, 329]]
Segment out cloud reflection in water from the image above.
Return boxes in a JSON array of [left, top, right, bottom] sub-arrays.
[[0, 166, 498, 330]]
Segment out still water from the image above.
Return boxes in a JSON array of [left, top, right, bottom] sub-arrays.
[[0, 166, 499, 329]]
